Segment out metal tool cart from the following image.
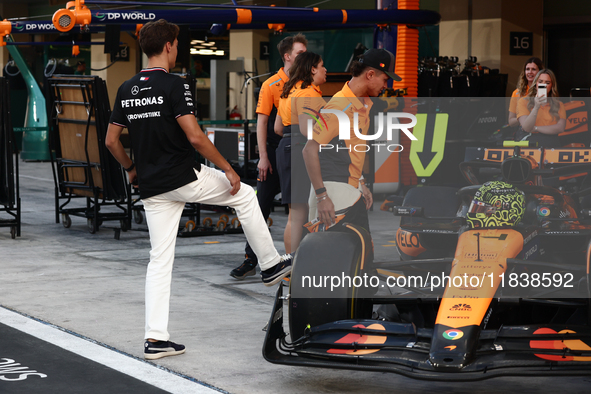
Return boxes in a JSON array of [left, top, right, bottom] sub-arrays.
[[47, 75, 131, 238], [0, 77, 21, 239]]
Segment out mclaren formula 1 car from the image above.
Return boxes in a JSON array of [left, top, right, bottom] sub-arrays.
[[263, 143, 591, 381]]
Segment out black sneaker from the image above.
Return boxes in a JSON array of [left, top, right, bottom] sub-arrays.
[[144, 340, 186, 360], [261, 254, 293, 286], [230, 258, 257, 280]]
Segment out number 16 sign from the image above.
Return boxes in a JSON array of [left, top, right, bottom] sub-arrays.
[[510, 32, 533, 56]]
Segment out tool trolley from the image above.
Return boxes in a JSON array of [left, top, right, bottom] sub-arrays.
[[47, 75, 131, 237], [0, 77, 21, 239]]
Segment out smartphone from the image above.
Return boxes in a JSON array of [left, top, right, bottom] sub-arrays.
[[537, 85, 547, 103], [537, 85, 548, 103]]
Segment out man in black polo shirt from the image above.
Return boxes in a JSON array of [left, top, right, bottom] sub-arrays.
[[105, 19, 292, 360]]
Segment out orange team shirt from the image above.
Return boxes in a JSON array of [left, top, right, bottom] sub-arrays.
[[312, 82, 373, 187], [256, 68, 289, 116], [277, 81, 323, 126], [516, 98, 566, 127], [509, 86, 529, 114]]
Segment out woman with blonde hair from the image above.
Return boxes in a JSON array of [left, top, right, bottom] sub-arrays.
[[516, 69, 566, 147]]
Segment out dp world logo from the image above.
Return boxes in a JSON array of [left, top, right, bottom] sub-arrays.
[[304, 107, 418, 153], [95, 12, 106, 21], [14, 22, 24, 31]]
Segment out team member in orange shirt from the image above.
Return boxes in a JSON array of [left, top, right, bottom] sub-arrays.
[[508, 57, 543, 127], [302, 49, 401, 230], [516, 69, 566, 147], [230, 34, 307, 280], [276, 51, 327, 253]]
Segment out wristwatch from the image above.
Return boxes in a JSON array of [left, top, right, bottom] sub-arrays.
[[315, 187, 327, 195]]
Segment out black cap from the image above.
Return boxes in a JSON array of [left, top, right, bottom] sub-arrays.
[[359, 48, 401, 81]]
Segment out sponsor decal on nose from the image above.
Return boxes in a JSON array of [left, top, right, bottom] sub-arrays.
[[443, 329, 464, 340]]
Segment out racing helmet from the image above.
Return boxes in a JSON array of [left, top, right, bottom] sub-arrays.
[[466, 181, 525, 228]]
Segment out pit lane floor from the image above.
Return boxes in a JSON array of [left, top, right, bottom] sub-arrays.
[[1, 159, 591, 393]]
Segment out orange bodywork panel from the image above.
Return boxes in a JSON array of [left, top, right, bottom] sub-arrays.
[[436, 229, 524, 329], [530, 328, 591, 362], [327, 323, 386, 355], [396, 228, 426, 257]]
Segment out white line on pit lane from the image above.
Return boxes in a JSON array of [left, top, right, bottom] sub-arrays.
[[0, 307, 221, 394]]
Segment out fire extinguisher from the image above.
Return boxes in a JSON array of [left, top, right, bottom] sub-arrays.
[[229, 105, 242, 127]]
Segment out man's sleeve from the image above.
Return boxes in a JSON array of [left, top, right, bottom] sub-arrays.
[[300, 93, 324, 114], [256, 81, 273, 116], [294, 94, 324, 128], [109, 86, 128, 127], [171, 77, 195, 118], [312, 110, 339, 145]]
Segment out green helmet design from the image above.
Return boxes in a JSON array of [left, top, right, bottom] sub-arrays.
[[466, 181, 525, 229]]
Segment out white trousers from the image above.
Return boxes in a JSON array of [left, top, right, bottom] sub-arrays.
[[142, 166, 280, 340]]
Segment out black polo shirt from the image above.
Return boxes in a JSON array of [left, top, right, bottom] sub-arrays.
[[110, 67, 198, 199]]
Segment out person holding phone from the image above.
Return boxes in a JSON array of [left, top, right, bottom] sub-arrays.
[[516, 69, 566, 147], [508, 57, 543, 127]]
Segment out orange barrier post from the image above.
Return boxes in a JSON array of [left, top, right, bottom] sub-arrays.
[[394, 0, 419, 186]]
